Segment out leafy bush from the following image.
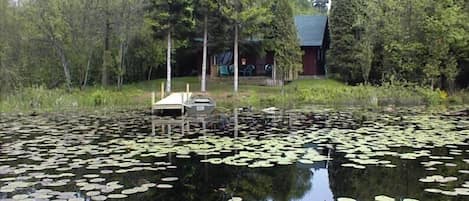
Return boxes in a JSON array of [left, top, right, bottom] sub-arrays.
[[91, 90, 106, 106], [1, 78, 467, 113], [259, 95, 277, 107], [284, 79, 455, 107], [245, 90, 260, 107], [415, 87, 444, 105], [450, 90, 469, 104], [447, 95, 463, 104]]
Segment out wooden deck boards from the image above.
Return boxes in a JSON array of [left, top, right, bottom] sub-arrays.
[[152, 92, 192, 111]]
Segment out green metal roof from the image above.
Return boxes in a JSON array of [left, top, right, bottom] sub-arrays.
[[294, 15, 328, 47]]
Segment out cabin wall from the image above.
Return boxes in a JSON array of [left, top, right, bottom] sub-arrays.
[[193, 46, 328, 77], [302, 47, 318, 75], [301, 46, 327, 76]]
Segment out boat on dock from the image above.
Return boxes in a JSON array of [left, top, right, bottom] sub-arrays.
[[151, 83, 215, 116], [184, 96, 216, 116]]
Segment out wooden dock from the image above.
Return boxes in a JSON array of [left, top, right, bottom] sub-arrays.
[[152, 92, 192, 113], [152, 83, 192, 115]]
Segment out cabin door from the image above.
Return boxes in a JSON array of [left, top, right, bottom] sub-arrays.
[[302, 47, 318, 75]]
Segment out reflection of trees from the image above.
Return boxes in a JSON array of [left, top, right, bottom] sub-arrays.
[[328, 149, 468, 201], [159, 156, 312, 201], [145, 111, 313, 201], [328, 154, 414, 200], [271, 166, 312, 201], [226, 165, 312, 201]]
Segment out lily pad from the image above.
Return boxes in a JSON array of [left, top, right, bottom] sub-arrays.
[[156, 184, 173, 189], [161, 177, 178, 182], [228, 197, 242, 201], [108, 194, 128, 199], [375, 195, 395, 201], [338, 198, 357, 201]]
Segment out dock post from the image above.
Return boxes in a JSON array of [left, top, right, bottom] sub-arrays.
[[160, 82, 165, 99], [151, 92, 155, 115], [181, 117, 185, 136], [186, 83, 190, 100], [181, 93, 184, 115]]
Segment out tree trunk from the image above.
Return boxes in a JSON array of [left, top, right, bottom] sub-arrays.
[[273, 57, 277, 84], [122, 43, 126, 87], [201, 14, 208, 92], [54, 43, 72, 91], [281, 69, 285, 96], [117, 41, 125, 90], [38, 9, 72, 91], [81, 50, 93, 90], [148, 65, 153, 81], [431, 79, 434, 90], [210, 55, 217, 79], [234, 24, 239, 93], [102, 0, 110, 86], [166, 31, 172, 93]]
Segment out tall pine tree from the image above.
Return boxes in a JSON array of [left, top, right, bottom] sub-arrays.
[[265, 0, 303, 82], [220, 0, 271, 93], [146, 0, 195, 93], [328, 0, 367, 83]]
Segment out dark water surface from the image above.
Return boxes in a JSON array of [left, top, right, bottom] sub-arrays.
[[0, 108, 468, 201]]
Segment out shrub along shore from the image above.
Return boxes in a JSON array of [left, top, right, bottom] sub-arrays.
[[1, 77, 468, 113]]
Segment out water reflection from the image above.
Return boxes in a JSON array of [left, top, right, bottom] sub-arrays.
[[211, 165, 313, 201], [289, 162, 334, 201], [328, 148, 469, 201], [151, 116, 209, 136], [1, 108, 467, 201], [234, 108, 238, 138], [148, 110, 317, 201]]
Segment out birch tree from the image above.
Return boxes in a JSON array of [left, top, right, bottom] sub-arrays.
[[27, 0, 74, 90], [146, 0, 195, 93], [220, 0, 271, 93], [194, 0, 218, 92], [114, 0, 145, 89]]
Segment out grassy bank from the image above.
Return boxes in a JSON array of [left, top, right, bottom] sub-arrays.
[[1, 77, 468, 113]]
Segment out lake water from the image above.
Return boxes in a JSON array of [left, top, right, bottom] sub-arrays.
[[0, 107, 468, 201]]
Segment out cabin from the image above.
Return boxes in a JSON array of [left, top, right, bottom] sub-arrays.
[[183, 15, 330, 78], [295, 16, 330, 76]]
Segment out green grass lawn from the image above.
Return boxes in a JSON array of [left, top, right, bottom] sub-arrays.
[[0, 77, 467, 113]]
